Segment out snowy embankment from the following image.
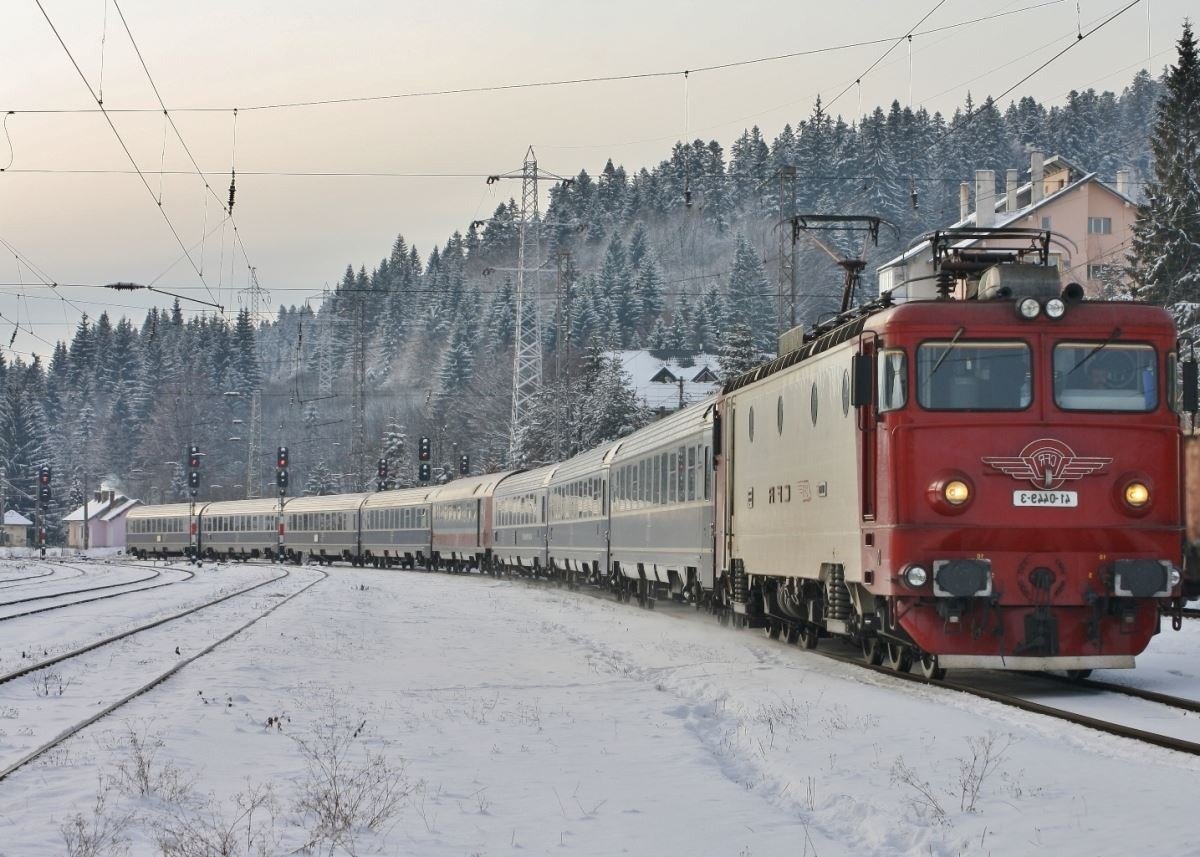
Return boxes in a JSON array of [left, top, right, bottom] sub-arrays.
[[0, 566, 1197, 856]]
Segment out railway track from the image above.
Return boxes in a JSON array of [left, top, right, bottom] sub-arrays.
[[0, 565, 196, 622], [445, 564, 1200, 758], [0, 567, 326, 783]]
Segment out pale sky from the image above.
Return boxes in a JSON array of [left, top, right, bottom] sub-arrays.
[[0, 0, 1191, 357]]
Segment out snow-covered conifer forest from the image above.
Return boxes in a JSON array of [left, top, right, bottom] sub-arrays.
[[2, 59, 1194, 532]]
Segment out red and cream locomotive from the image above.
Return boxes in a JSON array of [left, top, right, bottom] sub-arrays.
[[713, 227, 1193, 677]]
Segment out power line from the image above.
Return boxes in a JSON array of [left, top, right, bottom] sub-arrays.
[[826, 0, 950, 112], [109, 0, 254, 297], [30, 0, 220, 309], [5, 2, 1061, 116]]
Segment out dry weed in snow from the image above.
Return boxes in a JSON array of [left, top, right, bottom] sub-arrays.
[[59, 779, 134, 857], [292, 718, 414, 852], [153, 781, 281, 857]]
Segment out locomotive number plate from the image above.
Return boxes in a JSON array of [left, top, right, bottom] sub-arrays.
[[1013, 490, 1077, 507]]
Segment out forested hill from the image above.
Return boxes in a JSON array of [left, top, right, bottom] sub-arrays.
[[0, 71, 1163, 532]]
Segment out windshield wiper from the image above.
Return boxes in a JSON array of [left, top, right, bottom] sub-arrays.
[[929, 326, 966, 377], [1067, 326, 1122, 376]]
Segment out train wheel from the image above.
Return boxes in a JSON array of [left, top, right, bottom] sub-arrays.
[[766, 621, 781, 641], [916, 653, 946, 680], [798, 624, 818, 650], [886, 641, 913, 673], [1065, 669, 1093, 680], [785, 625, 800, 645], [861, 635, 884, 666]]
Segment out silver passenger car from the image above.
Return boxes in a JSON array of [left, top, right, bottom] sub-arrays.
[[360, 487, 431, 568], [492, 464, 557, 575], [126, 502, 200, 558], [198, 498, 282, 560], [609, 402, 715, 600], [282, 493, 368, 564], [546, 443, 618, 581], [428, 471, 513, 571]]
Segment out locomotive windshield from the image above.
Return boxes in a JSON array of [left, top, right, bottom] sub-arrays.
[[1053, 342, 1158, 411], [916, 341, 1031, 410]]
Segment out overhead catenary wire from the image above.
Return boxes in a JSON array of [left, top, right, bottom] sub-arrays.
[[30, 0, 221, 310], [4, 1, 1063, 116]]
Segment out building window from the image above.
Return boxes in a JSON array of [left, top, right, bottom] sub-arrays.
[[1087, 217, 1112, 235], [1040, 215, 1052, 230], [1087, 263, 1116, 281]]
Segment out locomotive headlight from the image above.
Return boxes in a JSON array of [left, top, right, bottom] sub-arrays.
[[943, 480, 971, 505], [1124, 482, 1150, 507], [1170, 566, 1183, 589], [903, 565, 929, 588], [1016, 297, 1041, 319], [1044, 297, 1066, 319]]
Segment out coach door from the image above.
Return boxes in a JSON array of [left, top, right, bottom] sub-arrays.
[[854, 334, 879, 521]]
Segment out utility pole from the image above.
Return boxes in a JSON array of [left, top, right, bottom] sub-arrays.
[[487, 147, 570, 467], [777, 166, 798, 342], [554, 248, 571, 461], [240, 268, 270, 499], [349, 291, 367, 491], [0, 465, 7, 547]]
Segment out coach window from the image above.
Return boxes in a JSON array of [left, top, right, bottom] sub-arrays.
[[687, 446, 697, 501], [668, 453, 677, 503], [917, 341, 1030, 410], [878, 348, 908, 412], [810, 383, 819, 425], [1054, 342, 1158, 412], [659, 454, 669, 505], [703, 445, 712, 500], [748, 406, 755, 442]]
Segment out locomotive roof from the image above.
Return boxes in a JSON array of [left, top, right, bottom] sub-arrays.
[[494, 464, 559, 496], [282, 492, 371, 513], [127, 502, 197, 519], [360, 486, 433, 509], [724, 297, 1175, 396], [610, 399, 715, 462], [200, 498, 284, 516], [426, 471, 515, 503]]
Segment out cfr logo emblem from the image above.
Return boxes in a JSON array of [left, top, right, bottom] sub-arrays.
[[982, 438, 1111, 490]]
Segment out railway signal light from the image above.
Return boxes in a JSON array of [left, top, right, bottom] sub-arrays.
[[418, 436, 431, 462], [459, 454, 469, 475], [38, 466, 51, 502], [278, 468, 289, 491], [187, 446, 201, 497], [277, 446, 289, 469], [418, 462, 431, 482]]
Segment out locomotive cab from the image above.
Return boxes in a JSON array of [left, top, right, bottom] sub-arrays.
[[859, 270, 1186, 671]]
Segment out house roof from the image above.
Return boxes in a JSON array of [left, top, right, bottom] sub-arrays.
[[63, 493, 137, 523], [877, 170, 1137, 274], [100, 498, 142, 522], [608, 350, 722, 411], [3, 510, 32, 526]]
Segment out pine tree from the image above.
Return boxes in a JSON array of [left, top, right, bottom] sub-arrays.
[[718, 321, 761, 381], [726, 234, 774, 351], [304, 459, 339, 496], [1130, 21, 1200, 309]]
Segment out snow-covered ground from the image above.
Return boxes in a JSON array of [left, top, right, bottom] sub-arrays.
[[1, 562, 1198, 856]]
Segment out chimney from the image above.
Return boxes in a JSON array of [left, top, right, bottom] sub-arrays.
[[1116, 168, 1131, 197], [959, 182, 970, 221], [975, 170, 995, 228], [1030, 151, 1044, 204], [1005, 169, 1019, 212]]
